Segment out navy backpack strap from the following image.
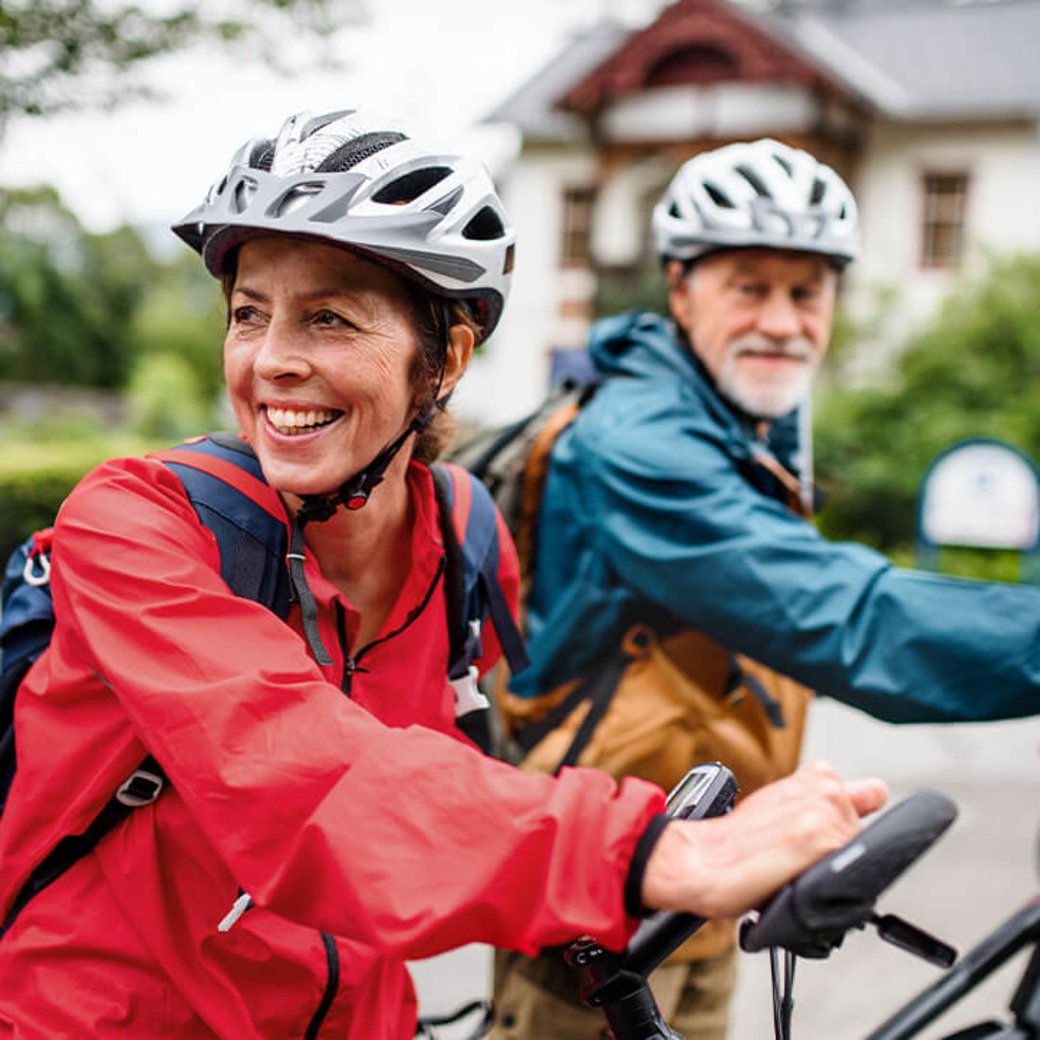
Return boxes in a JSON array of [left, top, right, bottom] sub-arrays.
[[431, 463, 529, 680], [0, 531, 56, 817], [151, 434, 291, 615]]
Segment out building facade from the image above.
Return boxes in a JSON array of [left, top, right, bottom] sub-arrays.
[[454, 0, 1040, 423]]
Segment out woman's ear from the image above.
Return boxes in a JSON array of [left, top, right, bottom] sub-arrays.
[[439, 322, 476, 400]]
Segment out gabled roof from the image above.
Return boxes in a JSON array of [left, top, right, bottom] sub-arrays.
[[769, 0, 1040, 119], [483, 24, 628, 143], [559, 0, 849, 114], [487, 0, 1040, 141]]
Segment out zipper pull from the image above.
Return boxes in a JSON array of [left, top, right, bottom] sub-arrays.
[[218, 891, 254, 932]]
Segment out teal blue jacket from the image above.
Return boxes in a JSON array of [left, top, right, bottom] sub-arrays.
[[512, 310, 1040, 723]]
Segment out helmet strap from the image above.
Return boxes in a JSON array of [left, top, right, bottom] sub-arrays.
[[284, 297, 453, 664]]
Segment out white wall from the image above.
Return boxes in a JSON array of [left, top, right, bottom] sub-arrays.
[[601, 82, 819, 142], [453, 147, 598, 425], [846, 117, 1040, 379]]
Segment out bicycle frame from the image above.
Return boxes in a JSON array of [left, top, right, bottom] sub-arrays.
[[865, 896, 1040, 1040]]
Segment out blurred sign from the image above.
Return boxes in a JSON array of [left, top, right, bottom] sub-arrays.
[[918, 438, 1040, 551]]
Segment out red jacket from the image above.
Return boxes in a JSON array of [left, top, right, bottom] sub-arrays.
[[0, 456, 664, 1039]]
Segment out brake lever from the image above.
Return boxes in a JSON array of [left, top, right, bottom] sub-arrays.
[[870, 912, 957, 968]]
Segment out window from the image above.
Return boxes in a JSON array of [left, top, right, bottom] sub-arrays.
[[560, 187, 596, 268], [646, 44, 739, 87], [921, 173, 969, 269]]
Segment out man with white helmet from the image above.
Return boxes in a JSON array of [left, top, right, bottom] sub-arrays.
[[490, 139, 1040, 1039]]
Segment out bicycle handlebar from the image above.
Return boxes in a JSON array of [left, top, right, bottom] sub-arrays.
[[739, 790, 958, 959]]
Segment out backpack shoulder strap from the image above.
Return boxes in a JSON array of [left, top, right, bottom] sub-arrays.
[[514, 391, 590, 584], [432, 462, 528, 675], [149, 434, 290, 615], [431, 463, 529, 754]]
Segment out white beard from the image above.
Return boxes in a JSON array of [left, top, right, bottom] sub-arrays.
[[715, 336, 817, 419]]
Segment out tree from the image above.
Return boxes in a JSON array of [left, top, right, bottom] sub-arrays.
[[0, 0, 367, 128], [814, 253, 1040, 556], [0, 185, 225, 396]]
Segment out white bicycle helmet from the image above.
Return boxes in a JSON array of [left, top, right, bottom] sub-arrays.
[[173, 108, 515, 341], [652, 138, 859, 268]]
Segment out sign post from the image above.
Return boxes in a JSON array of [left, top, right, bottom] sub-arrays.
[[916, 437, 1040, 582]]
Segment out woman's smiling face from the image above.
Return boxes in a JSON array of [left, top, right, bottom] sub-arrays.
[[224, 236, 421, 498]]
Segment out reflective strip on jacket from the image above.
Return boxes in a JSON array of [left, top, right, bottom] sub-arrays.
[[0, 455, 664, 1039], [514, 310, 1040, 724]]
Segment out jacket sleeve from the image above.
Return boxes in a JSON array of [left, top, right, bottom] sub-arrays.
[[578, 395, 1040, 724], [51, 457, 665, 959]]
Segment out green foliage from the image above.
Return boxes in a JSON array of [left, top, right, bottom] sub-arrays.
[[0, 185, 226, 404], [0, 187, 160, 388], [594, 263, 669, 319], [0, 0, 366, 124], [127, 352, 208, 441], [814, 253, 1040, 568], [129, 251, 226, 403]]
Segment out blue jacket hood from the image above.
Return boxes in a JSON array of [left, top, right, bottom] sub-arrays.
[[587, 310, 804, 475]]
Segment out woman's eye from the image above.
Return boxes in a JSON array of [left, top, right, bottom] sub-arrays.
[[312, 310, 351, 328], [232, 305, 261, 325]]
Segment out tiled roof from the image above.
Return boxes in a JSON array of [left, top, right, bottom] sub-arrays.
[[771, 0, 1040, 118]]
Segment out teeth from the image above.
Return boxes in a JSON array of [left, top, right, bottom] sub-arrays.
[[267, 407, 339, 435]]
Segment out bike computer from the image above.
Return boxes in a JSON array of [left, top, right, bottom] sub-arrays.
[[665, 762, 739, 822]]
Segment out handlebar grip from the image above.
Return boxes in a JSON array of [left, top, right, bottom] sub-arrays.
[[740, 790, 957, 955]]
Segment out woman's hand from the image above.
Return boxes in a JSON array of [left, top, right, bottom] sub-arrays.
[[641, 762, 888, 919]]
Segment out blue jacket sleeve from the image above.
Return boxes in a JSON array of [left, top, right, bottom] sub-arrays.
[[580, 392, 1040, 724]]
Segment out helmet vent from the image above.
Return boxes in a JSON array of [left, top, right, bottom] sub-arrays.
[[736, 164, 771, 198], [373, 166, 452, 205], [268, 182, 323, 218], [315, 132, 407, 173], [232, 176, 259, 214], [810, 178, 827, 205], [300, 110, 355, 140], [668, 201, 681, 219], [248, 140, 276, 172], [704, 183, 734, 209], [773, 152, 794, 177], [462, 206, 505, 241]]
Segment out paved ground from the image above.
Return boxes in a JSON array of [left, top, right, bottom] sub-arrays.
[[409, 700, 1040, 1039]]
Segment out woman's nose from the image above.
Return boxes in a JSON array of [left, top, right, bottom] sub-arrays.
[[254, 318, 311, 381]]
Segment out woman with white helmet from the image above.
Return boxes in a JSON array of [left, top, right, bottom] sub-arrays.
[[0, 115, 885, 1039]]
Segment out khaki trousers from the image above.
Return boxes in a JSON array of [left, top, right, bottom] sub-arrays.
[[487, 944, 738, 1040]]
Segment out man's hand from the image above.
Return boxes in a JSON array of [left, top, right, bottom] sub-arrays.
[[641, 762, 888, 919]]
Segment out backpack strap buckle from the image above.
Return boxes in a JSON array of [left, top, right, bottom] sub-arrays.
[[450, 665, 491, 718], [115, 767, 165, 807], [22, 550, 51, 588]]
